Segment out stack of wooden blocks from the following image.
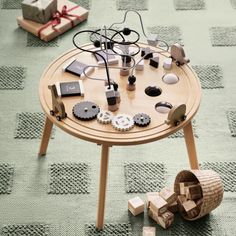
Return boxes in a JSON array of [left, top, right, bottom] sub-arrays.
[[177, 181, 203, 219], [128, 182, 203, 235]]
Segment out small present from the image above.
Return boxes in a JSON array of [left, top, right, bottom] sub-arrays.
[[17, 0, 89, 42], [22, 0, 57, 24]]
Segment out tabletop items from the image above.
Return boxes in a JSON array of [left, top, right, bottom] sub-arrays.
[[17, 0, 89, 41]]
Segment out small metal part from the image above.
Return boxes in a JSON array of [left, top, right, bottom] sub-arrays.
[[72, 101, 100, 121], [97, 110, 113, 124], [112, 114, 134, 131], [133, 113, 151, 127]]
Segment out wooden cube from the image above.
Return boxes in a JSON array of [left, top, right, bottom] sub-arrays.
[[182, 200, 199, 219], [150, 196, 168, 215], [177, 195, 187, 213], [135, 60, 144, 71], [163, 58, 172, 70], [147, 34, 158, 47], [149, 57, 159, 68], [186, 185, 202, 200], [168, 201, 178, 213], [157, 210, 174, 229], [141, 47, 153, 59], [146, 192, 159, 208], [143, 226, 156, 236], [179, 181, 198, 195], [128, 196, 145, 216], [159, 187, 177, 205]]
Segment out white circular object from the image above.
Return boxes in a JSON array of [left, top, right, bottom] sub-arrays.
[[97, 110, 113, 124], [112, 114, 134, 131], [162, 73, 179, 84]]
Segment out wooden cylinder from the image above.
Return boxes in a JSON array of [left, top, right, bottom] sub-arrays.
[[174, 170, 223, 220]]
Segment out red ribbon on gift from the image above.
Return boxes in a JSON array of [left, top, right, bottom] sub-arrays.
[[37, 5, 81, 39]]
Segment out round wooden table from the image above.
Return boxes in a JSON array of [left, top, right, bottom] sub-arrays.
[[38, 43, 201, 229]]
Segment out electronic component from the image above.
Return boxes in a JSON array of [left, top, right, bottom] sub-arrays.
[[72, 101, 100, 121], [112, 114, 134, 131], [62, 58, 94, 79], [94, 49, 119, 65], [97, 110, 113, 124], [133, 113, 151, 127], [55, 81, 84, 97]]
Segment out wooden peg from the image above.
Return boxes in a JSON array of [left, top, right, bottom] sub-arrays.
[[165, 104, 186, 126], [48, 84, 67, 121]]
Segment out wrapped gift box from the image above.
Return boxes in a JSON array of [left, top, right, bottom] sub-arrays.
[[17, 0, 89, 42], [22, 0, 58, 24]]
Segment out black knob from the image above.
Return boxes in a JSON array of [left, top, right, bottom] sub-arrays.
[[94, 40, 101, 48], [128, 75, 136, 84], [123, 27, 131, 36]]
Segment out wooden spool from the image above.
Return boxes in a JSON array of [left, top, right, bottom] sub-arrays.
[[174, 170, 224, 220]]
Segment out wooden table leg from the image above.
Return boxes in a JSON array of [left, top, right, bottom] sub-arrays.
[[96, 144, 110, 230], [183, 121, 199, 170], [38, 116, 53, 156]]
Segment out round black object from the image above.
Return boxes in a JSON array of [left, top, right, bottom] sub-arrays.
[[123, 27, 131, 35], [113, 82, 118, 91], [94, 40, 101, 48], [133, 113, 151, 127], [73, 101, 100, 121], [145, 86, 162, 97], [128, 75, 136, 84]]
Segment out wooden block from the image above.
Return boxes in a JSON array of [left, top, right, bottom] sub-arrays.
[[135, 60, 144, 71], [177, 195, 187, 213], [150, 196, 168, 215], [146, 192, 159, 208], [143, 226, 156, 236], [159, 187, 177, 205], [157, 210, 174, 229], [182, 200, 199, 219], [168, 201, 178, 213], [186, 185, 202, 200], [128, 196, 145, 216], [179, 182, 197, 195], [163, 58, 172, 70]]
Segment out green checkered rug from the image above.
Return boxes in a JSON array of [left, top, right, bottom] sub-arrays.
[[1, 0, 236, 235]]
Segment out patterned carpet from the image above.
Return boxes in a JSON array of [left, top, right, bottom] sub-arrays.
[[0, 0, 236, 235]]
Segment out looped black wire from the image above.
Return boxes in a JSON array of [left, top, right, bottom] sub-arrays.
[[73, 30, 112, 88]]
